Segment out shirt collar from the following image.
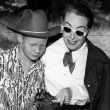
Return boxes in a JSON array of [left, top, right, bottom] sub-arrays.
[[72, 42, 88, 62], [62, 38, 88, 62], [10, 45, 43, 76]]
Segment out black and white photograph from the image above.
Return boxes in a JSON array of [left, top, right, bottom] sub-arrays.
[[0, 0, 110, 110]]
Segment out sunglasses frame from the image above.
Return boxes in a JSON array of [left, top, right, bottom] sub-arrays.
[[61, 26, 89, 37]]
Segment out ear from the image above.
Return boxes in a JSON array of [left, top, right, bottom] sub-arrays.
[[17, 34, 23, 43]]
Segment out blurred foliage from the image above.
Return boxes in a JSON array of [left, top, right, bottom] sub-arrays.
[[0, 0, 110, 30], [25, 0, 103, 23]]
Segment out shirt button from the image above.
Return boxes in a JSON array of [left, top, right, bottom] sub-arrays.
[[98, 75, 102, 78], [87, 84, 90, 87]]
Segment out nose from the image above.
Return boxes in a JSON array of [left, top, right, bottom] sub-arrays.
[[69, 32, 76, 39], [35, 46, 40, 54]]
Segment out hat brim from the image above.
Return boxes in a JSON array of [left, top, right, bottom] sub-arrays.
[[7, 26, 61, 38]]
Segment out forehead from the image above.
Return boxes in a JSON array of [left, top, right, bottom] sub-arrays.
[[23, 37, 47, 44], [64, 12, 88, 29]]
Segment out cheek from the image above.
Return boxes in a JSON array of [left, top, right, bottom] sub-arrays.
[[40, 47, 46, 54], [63, 36, 86, 50], [63, 33, 69, 44], [23, 44, 32, 54], [76, 37, 85, 47], [63, 33, 69, 39]]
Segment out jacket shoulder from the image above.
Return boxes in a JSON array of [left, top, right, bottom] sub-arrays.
[[87, 39, 109, 63]]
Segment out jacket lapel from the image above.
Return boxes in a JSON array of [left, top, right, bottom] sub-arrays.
[[85, 39, 109, 75], [86, 60, 95, 74]]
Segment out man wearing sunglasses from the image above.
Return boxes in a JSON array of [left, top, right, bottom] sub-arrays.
[[42, 1, 110, 110]]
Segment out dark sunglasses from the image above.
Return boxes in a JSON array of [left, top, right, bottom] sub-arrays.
[[61, 26, 88, 37]]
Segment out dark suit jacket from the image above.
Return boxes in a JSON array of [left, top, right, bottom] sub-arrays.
[[84, 39, 110, 110]]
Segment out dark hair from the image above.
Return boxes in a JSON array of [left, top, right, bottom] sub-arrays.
[[62, 1, 94, 29]]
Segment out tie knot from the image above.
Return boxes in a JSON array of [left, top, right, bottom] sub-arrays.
[[63, 51, 72, 66], [63, 51, 75, 73]]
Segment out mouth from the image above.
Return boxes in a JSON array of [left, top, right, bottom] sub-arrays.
[[67, 39, 77, 45], [32, 54, 40, 58]]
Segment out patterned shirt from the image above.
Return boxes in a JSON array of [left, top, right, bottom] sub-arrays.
[[0, 45, 45, 110]]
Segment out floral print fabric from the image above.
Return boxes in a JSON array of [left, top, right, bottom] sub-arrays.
[[0, 45, 45, 110]]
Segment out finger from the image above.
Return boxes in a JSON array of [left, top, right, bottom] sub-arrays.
[[55, 94, 60, 99], [64, 97, 69, 101], [65, 102, 70, 105], [55, 91, 62, 99], [60, 96, 65, 106], [63, 96, 69, 104], [64, 100, 70, 104], [52, 99, 60, 103]]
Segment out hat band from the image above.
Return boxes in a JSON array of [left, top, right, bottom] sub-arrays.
[[19, 30, 49, 33]]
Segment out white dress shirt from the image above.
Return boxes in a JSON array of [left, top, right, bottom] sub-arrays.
[[42, 38, 89, 105]]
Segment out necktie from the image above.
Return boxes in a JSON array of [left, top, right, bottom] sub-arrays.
[[63, 51, 75, 73]]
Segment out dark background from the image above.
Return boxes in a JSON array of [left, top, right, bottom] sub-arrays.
[[0, 0, 110, 21]]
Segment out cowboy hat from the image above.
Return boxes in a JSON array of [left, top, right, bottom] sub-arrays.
[[7, 9, 61, 38]]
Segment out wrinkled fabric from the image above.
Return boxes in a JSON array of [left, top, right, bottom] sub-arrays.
[[42, 38, 89, 105], [63, 51, 75, 73], [0, 45, 45, 110]]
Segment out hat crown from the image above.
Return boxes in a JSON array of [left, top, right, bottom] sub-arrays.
[[7, 9, 61, 38], [16, 9, 49, 32]]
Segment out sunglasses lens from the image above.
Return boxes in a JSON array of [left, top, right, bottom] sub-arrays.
[[63, 27, 71, 33], [63, 26, 86, 36], [76, 31, 84, 36]]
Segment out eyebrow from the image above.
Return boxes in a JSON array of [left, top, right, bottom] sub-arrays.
[[64, 22, 86, 29]]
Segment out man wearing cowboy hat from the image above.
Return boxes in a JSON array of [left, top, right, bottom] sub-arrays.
[[0, 9, 60, 110]]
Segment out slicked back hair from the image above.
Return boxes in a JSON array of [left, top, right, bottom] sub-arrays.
[[62, 1, 94, 29]]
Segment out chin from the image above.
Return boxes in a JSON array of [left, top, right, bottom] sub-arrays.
[[67, 44, 76, 50], [67, 42, 82, 51], [29, 57, 38, 62]]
